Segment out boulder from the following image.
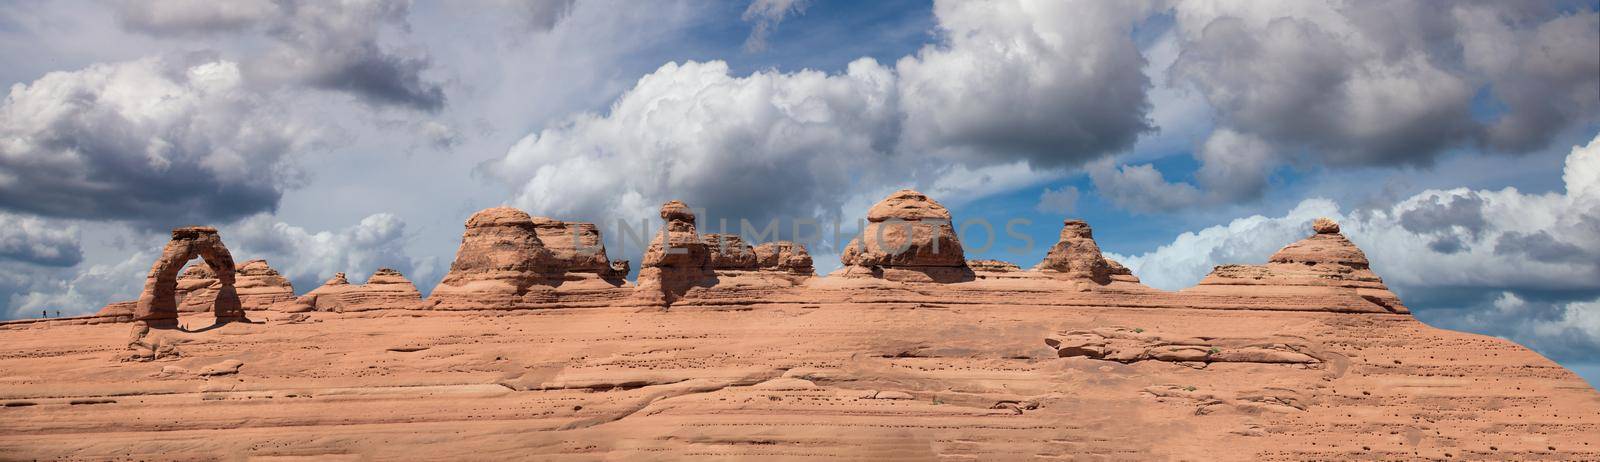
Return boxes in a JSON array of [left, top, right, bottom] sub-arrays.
[[835, 190, 971, 282], [753, 241, 814, 274], [840, 189, 966, 268]]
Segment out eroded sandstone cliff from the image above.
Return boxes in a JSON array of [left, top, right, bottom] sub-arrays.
[[4, 196, 1596, 461]]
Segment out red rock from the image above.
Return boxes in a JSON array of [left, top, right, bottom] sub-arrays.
[[703, 233, 759, 270], [753, 241, 814, 274], [1183, 218, 1408, 313], [300, 269, 425, 312], [836, 190, 969, 282], [429, 207, 561, 310], [1035, 219, 1138, 284], [635, 200, 715, 304], [529, 217, 624, 278], [133, 226, 243, 321], [968, 259, 1021, 272]]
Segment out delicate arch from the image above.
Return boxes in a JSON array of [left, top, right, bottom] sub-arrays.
[[133, 227, 244, 321]]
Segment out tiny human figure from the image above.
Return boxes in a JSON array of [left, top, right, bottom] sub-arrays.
[[55, 310, 61, 317], [42, 310, 47, 318]]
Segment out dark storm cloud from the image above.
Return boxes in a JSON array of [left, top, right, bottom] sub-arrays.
[[114, 0, 447, 111], [1398, 193, 1488, 236], [1109, 1, 1600, 210], [1170, 14, 1478, 167], [1495, 231, 1594, 263], [1171, 2, 1598, 165], [1417, 289, 1600, 363], [0, 56, 310, 229], [0, 213, 83, 267]]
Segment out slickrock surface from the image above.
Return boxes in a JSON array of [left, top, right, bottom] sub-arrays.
[[3, 295, 1596, 460], [838, 189, 972, 282], [298, 269, 426, 312], [1184, 218, 1409, 314], [3, 207, 1597, 460]]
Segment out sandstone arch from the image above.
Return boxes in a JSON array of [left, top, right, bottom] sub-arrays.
[[133, 227, 245, 321]]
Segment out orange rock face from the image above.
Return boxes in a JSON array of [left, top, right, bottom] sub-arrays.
[[838, 189, 971, 282], [3, 200, 1596, 460], [133, 226, 243, 321], [430, 207, 631, 310], [1183, 218, 1408, 313], [753, 241, 814, 274], [703, 233, 759, 270], [299, 269, 425, 312], [160, 259, 297, 313], [1036, 219, 1126, 283], [635, 201, 717, 304], [428, 207, 561, 310]]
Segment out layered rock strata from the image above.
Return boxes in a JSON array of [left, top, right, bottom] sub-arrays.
[[298, 269, 425, 312], [234, 260, 298, 308], [166, 260, 298, 312], [530, 217, 627, 282], [703, 233, 759, 270], [752, 241, 814, 274], [430, 207, 631, 310], [1036, 219, 1139, 284], [428, 207, 562, 310], [634, 201, 716, 304], [836, 189, 971, 282], [1182, 218, 1409, 313]]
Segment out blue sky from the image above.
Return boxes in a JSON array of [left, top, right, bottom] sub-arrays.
[[1, 0, 1597, 386]]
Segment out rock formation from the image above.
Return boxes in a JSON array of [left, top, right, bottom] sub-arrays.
[[298, 269, 425, 312], [530, 217, 627, 281], [431, 207, 631, 310], [234, 260, 297, 308], [7, 202, 1600, 460], [429, 207, 562, 310], [753, 241, 814, 274], [1036, 219, 1139, 284], [162, 260, 297, 313], [968, 259, 1021, 272], [634, 200, 715, 304], [703, 233, 759, 270], [836, 189, 971, 282], [133, 226, 244, 322], [1184, 218, 1408, 313]]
